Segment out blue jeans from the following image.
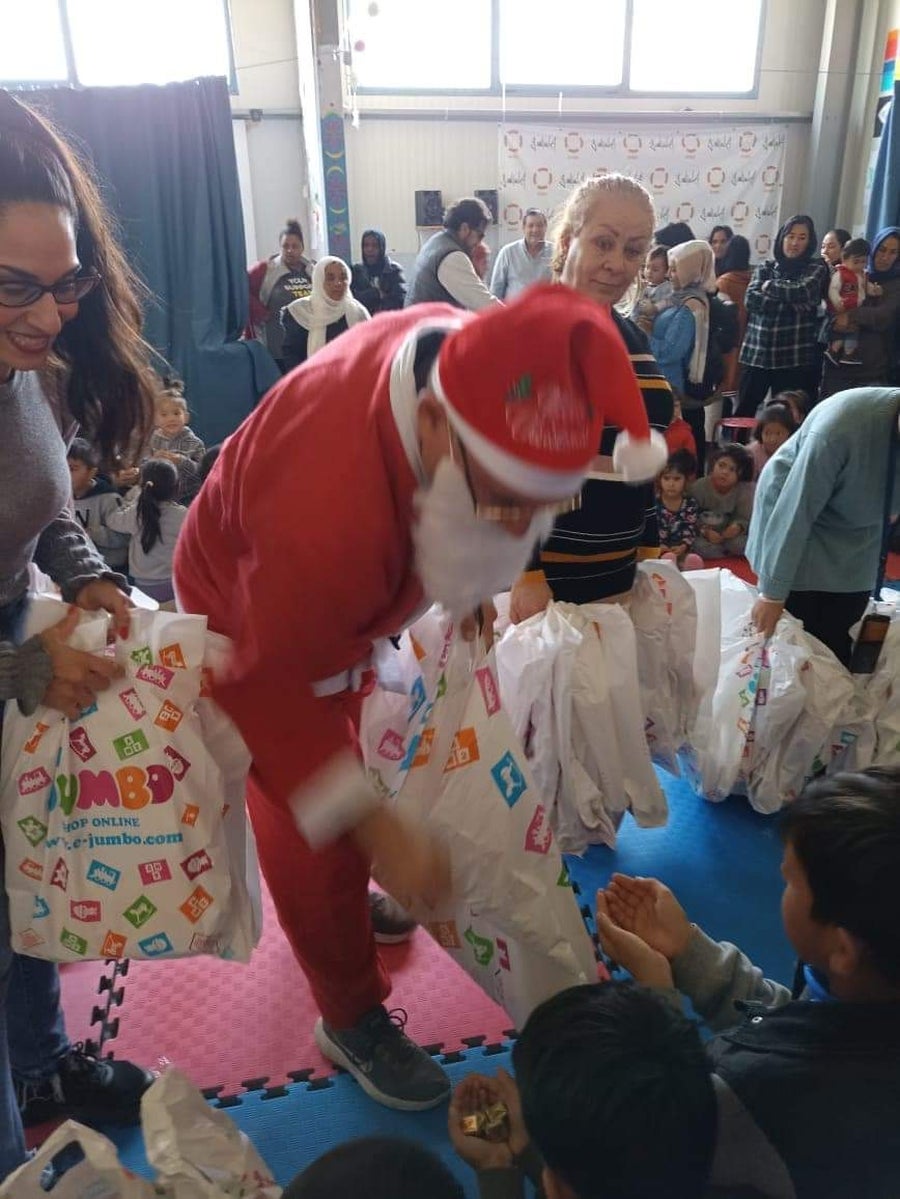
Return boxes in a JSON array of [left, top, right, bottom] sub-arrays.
[[0, 596, 69, 1180]]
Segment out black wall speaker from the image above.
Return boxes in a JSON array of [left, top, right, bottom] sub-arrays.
[[475, 189, 499, 223], [414, 189, 444, 227]]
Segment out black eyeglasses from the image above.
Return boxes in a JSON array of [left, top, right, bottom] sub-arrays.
[[0, 272, 102, 309]]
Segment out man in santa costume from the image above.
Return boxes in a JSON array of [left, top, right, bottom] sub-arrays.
[[174, 285, 666, 1111]]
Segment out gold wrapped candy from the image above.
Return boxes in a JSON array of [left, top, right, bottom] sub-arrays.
[[461, 1101, 510, 1142]]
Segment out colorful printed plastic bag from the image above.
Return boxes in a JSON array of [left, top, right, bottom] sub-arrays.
[[0, 1120, 155, 1198], [361, 607, 597, 1028], [0, 600, 260, 963]]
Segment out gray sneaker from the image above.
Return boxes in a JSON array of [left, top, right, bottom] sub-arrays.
[[369, 891, 417, 944], [315, 1006, 450, 1111]]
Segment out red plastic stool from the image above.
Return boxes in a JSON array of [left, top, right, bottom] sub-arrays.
[[713, 417, 757, 445]]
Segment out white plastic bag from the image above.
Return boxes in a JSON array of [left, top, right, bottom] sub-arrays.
[[0, 1120, 155, 1198], [0, 599, 260, 963]]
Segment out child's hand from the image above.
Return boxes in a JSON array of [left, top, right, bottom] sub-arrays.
[[448, 1075, 514, 1171], [596, 893, 674, 989], [867, 281, 882, 298], [703, 527, 723, 545], [600, 874, 693, 960], [113, 465, 139, 488], [154, 450, 182, 464], [721, 523, 740, 540]]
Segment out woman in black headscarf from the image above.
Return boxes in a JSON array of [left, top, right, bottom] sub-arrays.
[[708, 224, 734, 276], [350, 229, 407, 314], [735, 215, 828, 416]]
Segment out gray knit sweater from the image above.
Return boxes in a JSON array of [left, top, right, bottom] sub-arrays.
[[0, 370, 121, 714]]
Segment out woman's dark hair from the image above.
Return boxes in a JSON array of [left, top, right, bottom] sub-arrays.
[[443, 196, 492, 233], [842, 237, 870, 261], [769, 388, 810, 421], [67, 436, 98, 469], [827, 227, 852, 249], [720, 233, 751, 273], [136, 458, 178, 555], [663, 448, 697, 479], [282, 1137, 464, 1199], [513, 982, 716, 1199], [709, 224, 734, 245], [781, 768, 900, 986], [648, 245, 669, 265], [707, 442, 754, 482], [0, 91, 155, 466], [754, 403, 799, 444], [161, 373, 185, 395], [280, 218, 304, 243], [197, 443, 221, 486], [654, 221, 695, 248]]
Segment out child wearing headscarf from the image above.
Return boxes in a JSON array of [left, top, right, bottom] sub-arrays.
[[650, 240, 717, 396], [281, 257, 371, 369], [350, 229, 407, 314]]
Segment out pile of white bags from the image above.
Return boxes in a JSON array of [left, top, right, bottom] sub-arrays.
[[0, 1068, 280, 1198], [360, 607, 598, 1028]]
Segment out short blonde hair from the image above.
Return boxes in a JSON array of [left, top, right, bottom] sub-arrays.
[[549, 173, 655, 277]]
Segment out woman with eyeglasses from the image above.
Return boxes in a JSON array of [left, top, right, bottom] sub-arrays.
[[509, 174, 674, 621], [0, 92, 156, 1182]]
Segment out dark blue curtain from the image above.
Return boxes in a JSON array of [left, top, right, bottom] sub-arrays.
[[867, 88, 900, 239], [22, 77, 279, 445]]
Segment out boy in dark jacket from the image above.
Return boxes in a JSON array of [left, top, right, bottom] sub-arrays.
[[67, 438, 130, 571], [350, 228, 407, 314]]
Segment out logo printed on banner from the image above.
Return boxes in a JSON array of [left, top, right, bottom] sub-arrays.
[[444, 728, 480, 772], [17, 815, 47, 847], [23, 722, 51, 754], [496, 937, 511, 971], [181, 804, 200, 827], [50, 857, 69, 891], [87, 860, 121, 890], [564, 130, 583, 155], [159, 643, 186, 669], [136, 664, 174, 690], [60, 928, 88, 955], [427, 920, 462, 950], [163, 746, 191, 780], [376, 729, 405, 761], [649, 166, 668, 192], [475, 667, 501, 716], [490, 752, 527, 807], [623, 133, 642, 156], [33, 896, 50, 919], [130, 645, 153, 666], [524, 804, 552, 854], [18, 767, 51, 796], [739, 130, 757, 154], [532, 166, 553, 193], [181, 849, 213, 880], [682, 133, 701, 156], [19, 928, 45, 951], [70, 900, 101, 922], [154, 700, 184, 733], [762, 165, 780, 188], [464, 926, 495, 967], [707, 166, 726, 192], [180, 885, 213, 924], [118, 688, 146, 721], [19, 858, 43, 881], [504, 129, 523, 154], [113, 730, 150, 761], [101, 930, 128, 958], [138, 932, 174, 957], [69, 726, 97, 763], [139, 859, 172, 885], [123, 895, 157, 929]]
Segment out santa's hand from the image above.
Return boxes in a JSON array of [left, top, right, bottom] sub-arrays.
[[751, 596, 784, 639], [355, 807, 451, 910], [509, 570, 553, 624], [460, 601, 497, 651]]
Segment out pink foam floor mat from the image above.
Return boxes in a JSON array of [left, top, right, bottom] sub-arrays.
[[94, 885, 513, 1094]]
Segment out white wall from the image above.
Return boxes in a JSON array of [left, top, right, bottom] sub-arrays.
[[344, 0, 826, 264]]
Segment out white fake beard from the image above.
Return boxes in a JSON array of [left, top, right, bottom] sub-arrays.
[[412, 458, 555, 620]]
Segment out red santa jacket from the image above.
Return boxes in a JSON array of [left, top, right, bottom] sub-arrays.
[[175, 306, 461, 813]]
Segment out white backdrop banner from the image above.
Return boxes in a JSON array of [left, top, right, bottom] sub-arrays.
[[497, 123, 788, 260]]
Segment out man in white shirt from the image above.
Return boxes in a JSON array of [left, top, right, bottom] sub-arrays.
[[405, 196, 500, 311], [490, 208, 554, 300]]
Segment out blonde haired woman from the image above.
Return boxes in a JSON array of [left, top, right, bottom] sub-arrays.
[[510, 174, 673, 619]]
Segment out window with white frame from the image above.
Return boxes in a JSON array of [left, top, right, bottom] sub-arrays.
[[348, 0, 764, 95], [0, 0, 234, 88]]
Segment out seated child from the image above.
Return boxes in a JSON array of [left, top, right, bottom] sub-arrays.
[[656, 450, 703, 570], [825, 237, 878, 365], [598, 766, 900, 1198], [107, 459, 186, 604], [631, 245, 673, 334], [283, 1136, 463, 1198], [146, 377, 206, 501], [689, 444, 754, 559], [748, 402, 798, 479], [765, 387, 810, 427], [449, 981, 717, 1199], [663, 397, 698, 459], [67, 438, 131, 571]]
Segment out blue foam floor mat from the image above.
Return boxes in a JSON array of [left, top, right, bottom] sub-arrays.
[[96, 770, 789, 1195]]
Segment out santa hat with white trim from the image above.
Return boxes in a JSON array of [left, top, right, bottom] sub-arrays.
[[429, 284, 667, 498]]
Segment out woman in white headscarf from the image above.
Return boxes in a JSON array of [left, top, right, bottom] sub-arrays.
[[281, 256, 370, 370], [650, 239, 717, 399]]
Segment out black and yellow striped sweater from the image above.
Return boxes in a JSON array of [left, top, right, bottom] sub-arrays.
[[531, 310, 674, 603]]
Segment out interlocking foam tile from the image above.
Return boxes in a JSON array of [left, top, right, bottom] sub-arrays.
[[101, 884, 512, 1093], [58, 959, 117, 1048], [101, 1046, 516, 1198]]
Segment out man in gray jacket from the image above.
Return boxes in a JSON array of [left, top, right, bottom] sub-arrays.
[[406, 197, 500, 311]]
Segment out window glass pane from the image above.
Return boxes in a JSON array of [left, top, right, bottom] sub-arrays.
[[349, 0, 491, 89], [500, 0, 625, 87], [68, 0, 232, 87], [630, 0, 762, 93], [0, 0, 68, 82]]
